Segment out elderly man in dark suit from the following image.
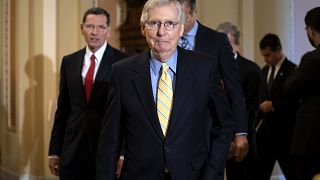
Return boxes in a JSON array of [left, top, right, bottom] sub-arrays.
[[216, 22, 261, 180], [177, 0, 248, 163], [48, 7, 127, 180], [253, 34, 298, 180], [96, 0, 234, 180], [285, 6, 320, 180]]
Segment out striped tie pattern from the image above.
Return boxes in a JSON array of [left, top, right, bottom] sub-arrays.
[[157, 63, 173, 136], [180, 36, 191, 50]]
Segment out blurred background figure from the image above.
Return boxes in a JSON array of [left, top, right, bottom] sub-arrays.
[[177, 1, 248, 162], [217, 21, 260, 180], [254, 33, 298, 180], [285, 6, 320, 180]]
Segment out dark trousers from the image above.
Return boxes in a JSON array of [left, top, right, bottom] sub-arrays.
[[226, 134, 256, 180], [60, 134, 95, 180], [253, 149, 296, 180], [294, 156, 320, 180], [163, 172, 172, 180], [226, 155, 255, 180]]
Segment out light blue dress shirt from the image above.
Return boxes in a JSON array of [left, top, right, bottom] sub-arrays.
[[178, 21, 199, 50], [149, 50, 177, 102]]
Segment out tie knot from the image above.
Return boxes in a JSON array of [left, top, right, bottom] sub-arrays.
[[91, 54, 95, 63], [180, 36, 190, 49], [162, 63, 169, 72], [271, 65, 275, 71]]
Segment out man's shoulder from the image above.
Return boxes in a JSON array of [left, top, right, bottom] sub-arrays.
[[283, 58, 297, 69], [238, 55, 261, 72], [105, 45, 128, 60], [113, 51, 149, 69], [197, 21, 226, 39], [63, 48, 86, 59], [302, 49, 320, 61], [178, 47, 218, 67]]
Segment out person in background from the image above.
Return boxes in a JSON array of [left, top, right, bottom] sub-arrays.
[[177, 0, 248, 163], [95, 0, 234, 179], [253, 33, 298, 180], [216, 21, 260, 180], [48, 7, 127, 180], [284, 6, 320, 180]]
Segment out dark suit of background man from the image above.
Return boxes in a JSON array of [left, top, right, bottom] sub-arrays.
[[48, 7, 127, 180], [177, 0, 249, 164], [96, 0, 234, 180], [253, 34, 298, 180], [284, 6, 320, 180], [217, 22, 261, 180]]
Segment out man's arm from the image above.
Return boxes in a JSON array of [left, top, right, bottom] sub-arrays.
[[285, 53, 318, 97], [48, 58, 71, 175], [232, 64, 260, 161], [96, 66, 122, 180], [203, 62, 234, 179], [218, 34, 248, 133]]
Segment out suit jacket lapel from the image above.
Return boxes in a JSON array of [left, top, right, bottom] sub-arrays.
[[91, 45, 115, 99], [132, 52, 165, 140], [71, 48, 87, 103], [194, 22, 206, 52], [270, 58, 287, 94], [260, 67, 269, 99], [167, 48, 195, 139]]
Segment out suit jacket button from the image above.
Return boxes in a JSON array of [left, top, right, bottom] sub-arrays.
[[164, 146, 170, 152]]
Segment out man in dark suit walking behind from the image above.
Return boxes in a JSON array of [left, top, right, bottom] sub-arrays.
[[96, 0, 234, 180], [177, 0, 249, 162], [285, 6, 320, 179], [253, 34, 298, 180], [48, 7, 127, 180], [217, 21, 261, 180]]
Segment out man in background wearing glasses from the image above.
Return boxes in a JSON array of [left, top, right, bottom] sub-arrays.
[[96, 0, 234, 180], [177, 0, 249, 169], [48, 7, 127, 180]]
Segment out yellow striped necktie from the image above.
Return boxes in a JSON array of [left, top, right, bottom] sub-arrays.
[[157, 63, 173, 136]]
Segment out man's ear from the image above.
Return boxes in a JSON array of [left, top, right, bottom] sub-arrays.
[[179, 24, 184, 37], [141, 24, 146, 37], [80, 24, 84, 35]]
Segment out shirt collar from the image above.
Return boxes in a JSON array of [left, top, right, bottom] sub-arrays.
[[85, 41, 107, 63], [150, 50, 178, 76], [184, 21, 198, 37], [273, 55, 285, 69]]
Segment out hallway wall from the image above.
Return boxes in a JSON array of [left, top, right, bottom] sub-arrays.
[[0, 0, 319, 179]]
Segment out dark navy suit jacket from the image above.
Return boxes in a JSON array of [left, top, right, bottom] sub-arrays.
[[49, 45, 127, 166], [96, 48, 234, 180]]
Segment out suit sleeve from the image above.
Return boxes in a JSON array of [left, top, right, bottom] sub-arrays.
[[48, 58, 71, 156], [203, 61, 234, 179], [96, 66, 122, 180], [244, 65, 261, 132], [218, 34, 248, 134], [285, 52, 319, 98]]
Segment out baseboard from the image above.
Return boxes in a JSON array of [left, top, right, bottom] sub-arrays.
[[0, 169, 57, 180], [271, 175, 286, 180]]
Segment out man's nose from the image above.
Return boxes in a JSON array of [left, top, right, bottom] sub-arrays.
[[157, 24, 166, 35]]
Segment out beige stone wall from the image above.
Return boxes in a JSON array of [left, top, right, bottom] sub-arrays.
[[0, 0, 319, 179]]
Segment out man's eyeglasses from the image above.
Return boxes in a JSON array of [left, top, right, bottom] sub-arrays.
[[83, 24, 108, 32], [146, 20, 179, 31]]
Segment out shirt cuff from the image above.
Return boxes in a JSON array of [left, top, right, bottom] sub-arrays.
[[235, 133, 247, 136], [48, 155, 60, 159], [119, 155, 125, 160]]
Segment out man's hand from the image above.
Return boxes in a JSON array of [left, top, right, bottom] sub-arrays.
[[48, 158, 60, 176], [232, 135, 249, 162], [116, 158, 124, 178], [259, 100, 274, 112]]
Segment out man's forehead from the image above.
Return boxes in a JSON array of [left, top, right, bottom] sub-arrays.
[[147, 6, 178, 20]]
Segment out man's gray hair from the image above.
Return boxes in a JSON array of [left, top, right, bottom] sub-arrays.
[[140, 0, 185, 25], [216, 22, 241, 45]]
